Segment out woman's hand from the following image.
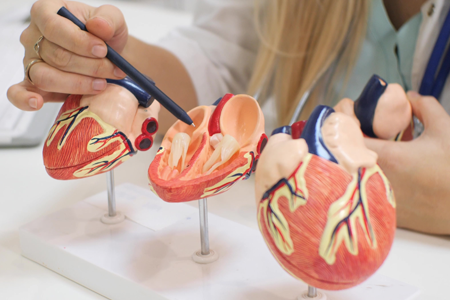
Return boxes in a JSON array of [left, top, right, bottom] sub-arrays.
[[7, 0, 128, 111], [365, 91, 450, 234]]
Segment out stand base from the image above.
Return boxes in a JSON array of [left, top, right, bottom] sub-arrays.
[[101, 211, 125, 224], [192, 249, 219, 264], [299, 290, 327, 300], [19, 184, 420, 300]]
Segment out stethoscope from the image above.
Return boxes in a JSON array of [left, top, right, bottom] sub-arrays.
[[419, 4, 450, 99], [289, 5, 450, 131]]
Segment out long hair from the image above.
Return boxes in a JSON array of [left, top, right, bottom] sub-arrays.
[[248, 0, 370, 124]]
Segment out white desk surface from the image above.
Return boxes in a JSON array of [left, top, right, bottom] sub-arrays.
[[1, 1, 450, 300]]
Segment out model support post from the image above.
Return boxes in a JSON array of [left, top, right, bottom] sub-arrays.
[[308, 286, 317, 298], [199, 198, 210, 255], [106, 170, 116, 217], [298, 286, 327, 300], [192, 198, 219, 264], [101, 170, 125, 224]]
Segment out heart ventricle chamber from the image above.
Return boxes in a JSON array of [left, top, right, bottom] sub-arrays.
[[148, 94, 265, 202]]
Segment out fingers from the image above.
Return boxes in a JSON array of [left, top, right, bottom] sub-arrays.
[[28, 62, 109, 95], [31, 0, 108, 58], [7, 80, 67, 111], [364, 137, 407, 173], [8, 81, 44, 111], [86, 4, 128, 52], [39, 38, 125, 78], [407, 91, 449, 131], [18, 2, 126, 108], [364, 137, 389, 155], [11, 0, 130, 113]]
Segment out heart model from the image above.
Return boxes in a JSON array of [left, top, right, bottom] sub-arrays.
[[43, 77, 160, 180], [148, 94, 267, 202], [255, 104, 397, 290]]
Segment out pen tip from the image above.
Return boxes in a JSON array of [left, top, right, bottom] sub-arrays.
[[191, 123, 196, 128]]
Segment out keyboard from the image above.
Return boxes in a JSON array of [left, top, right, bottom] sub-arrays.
[[0, 13, 60, 147], [0, 22, 32, 136]]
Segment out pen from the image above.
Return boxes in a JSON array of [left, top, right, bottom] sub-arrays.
[[57, 6, 195, 127]]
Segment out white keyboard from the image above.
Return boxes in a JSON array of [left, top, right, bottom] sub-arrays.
[[0, 20, 36, 143]]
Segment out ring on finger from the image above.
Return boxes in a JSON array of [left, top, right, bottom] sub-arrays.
[[33, 35, 44, 59], [25, 59, 44, 85]]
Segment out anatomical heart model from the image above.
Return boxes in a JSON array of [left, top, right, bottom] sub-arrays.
[[334, 74, 413, 141], [43, 77, 160, 180], [255, 105, 396, 290], [148, 94, 267, 202]]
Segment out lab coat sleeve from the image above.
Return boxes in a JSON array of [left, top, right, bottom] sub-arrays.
[[155, 0, 259, 106]]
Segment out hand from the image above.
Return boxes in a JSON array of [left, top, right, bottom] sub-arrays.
[[7, 0, 128, 111], [365, 91, 450, 234]]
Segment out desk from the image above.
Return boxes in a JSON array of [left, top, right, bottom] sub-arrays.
[[0, 1, 449, 300]]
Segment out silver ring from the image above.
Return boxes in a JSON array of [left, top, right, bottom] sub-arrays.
[[33, 35, 44, 59], [25, 59, 44, 85]]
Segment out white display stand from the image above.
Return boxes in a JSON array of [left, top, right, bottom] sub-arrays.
[[19, 184, 420, 300]]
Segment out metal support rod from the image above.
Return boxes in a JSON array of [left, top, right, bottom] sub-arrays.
[[307, 286, 317, 298], [106, 170, 116, 217], [199, 198, 210, 255]]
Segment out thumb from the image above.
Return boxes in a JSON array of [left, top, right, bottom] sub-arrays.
[[364, 137, 392, 157], [364, 137, 406, 172], [407, 91, 448, 132], [85, 5, 128, 53]]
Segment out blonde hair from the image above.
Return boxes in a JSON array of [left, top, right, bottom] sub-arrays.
[[248, 0, 370, 125]]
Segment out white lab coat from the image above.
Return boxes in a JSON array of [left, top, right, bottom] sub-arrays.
[[156, 0, 257, 106], [156, 0, 450, 130]]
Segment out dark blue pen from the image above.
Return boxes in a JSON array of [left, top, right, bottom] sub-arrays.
[[57, 6, 194, 127]]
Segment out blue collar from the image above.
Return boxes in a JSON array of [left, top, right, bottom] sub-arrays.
[[419, 6, 450, 100]]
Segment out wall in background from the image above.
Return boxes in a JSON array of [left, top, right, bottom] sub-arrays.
[[130, 0, 198, 12], [0, 0, 199, 16]]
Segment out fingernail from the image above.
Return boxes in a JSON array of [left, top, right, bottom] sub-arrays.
[[407, 91, 420, 100], [114, 67, 126, 78], [92, 45, 107, 58], [29, 98, 38, 109], [93, 79, 106, 91]]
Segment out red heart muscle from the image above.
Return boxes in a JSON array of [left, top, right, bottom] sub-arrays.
[[148, 94, 265, 202], [43, 95, 135, 180], [257, 154, 396, 290], [149, 137, 254, 202]]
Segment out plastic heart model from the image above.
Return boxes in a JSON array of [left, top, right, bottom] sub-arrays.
[[43, 77, 160, 180], [148, 94, 267, 202], [334, 74, 413, 141], [255, 105, 396, 290]]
